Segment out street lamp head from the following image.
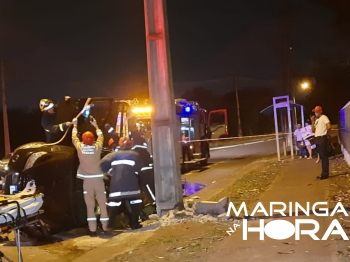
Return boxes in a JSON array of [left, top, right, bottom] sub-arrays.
[[301, 82, 309, 89]]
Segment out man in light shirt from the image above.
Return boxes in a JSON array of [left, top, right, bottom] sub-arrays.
[[301, 122, 314, 159], [294, 124, 307, 159], [311, 106, 331, 180]]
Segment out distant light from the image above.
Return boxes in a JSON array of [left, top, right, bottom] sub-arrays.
[[185, 106, 191, 113], [4, 166, 8, 171], [132, 107, 152, 114], [301, 82, 309, 89]]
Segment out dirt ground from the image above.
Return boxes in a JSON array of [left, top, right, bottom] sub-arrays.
[[112, 221, 230, 262], [326, 157, 350, 261]]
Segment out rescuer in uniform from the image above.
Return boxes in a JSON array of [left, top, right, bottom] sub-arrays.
[[131, 139, 155, 205], [100, 137, 144, 230], [107, 132, 155, 204], [104, 123, 119, 150], [71, 117, 109, 236], [39, 97, 71, 143]]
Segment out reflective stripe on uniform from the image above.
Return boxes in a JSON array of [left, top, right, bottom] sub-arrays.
[[141, 167, 152, 171], [59, 123, 64, 132], [130, 199, 142, 204], [135, 172, 138, 175], [97, 131, 102, 135], [107, 202, 122, 206], [83, 191, 87, 194], [146, 184, 156, 201], [87, 218, 96, 221], [149, 164, 153, 167], [72, 129, 78, 133], [45, 129, 50, 132], [132, 145, 147, 150], [109, 190, 140, 197], [77, 174, 104, 179], [100, 218, 109, 221], [111, 160, 135, 166], [108, 127, 114, 133]]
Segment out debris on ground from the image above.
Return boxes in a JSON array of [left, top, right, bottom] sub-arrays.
[[277, 250, 295, 254]]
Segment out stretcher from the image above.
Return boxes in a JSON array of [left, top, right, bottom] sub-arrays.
[[0, 180, 46, 262]]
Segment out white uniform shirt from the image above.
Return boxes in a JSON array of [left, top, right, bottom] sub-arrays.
[[314, 115, 330, 137], [294, 129, 303, 141]]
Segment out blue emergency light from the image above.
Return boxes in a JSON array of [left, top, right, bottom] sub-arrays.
[[176, 104, 193, 116]]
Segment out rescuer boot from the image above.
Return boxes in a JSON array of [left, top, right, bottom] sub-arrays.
[[89, 231, 97, 237]]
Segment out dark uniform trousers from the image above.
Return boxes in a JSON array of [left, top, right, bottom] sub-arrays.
[[182, 144, 191, 163], [108, 195, 143, 229], [315, 135, 329, 177]]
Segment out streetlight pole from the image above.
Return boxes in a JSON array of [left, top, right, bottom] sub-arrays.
[[292, 82, 297, 127], [143, 0, 184, 216], [293, 81, 310, 128], [234, 77, 242, 137], [1, 61, 11, 155]]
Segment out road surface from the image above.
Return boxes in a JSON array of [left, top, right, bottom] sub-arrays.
[[183, 139, 283, 199]]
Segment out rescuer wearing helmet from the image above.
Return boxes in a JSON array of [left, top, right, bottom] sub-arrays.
[[104, 123, 120, 150], [71, 117, 109, 236], [100, 137, 144, 229], [39, 97, 71, 143]]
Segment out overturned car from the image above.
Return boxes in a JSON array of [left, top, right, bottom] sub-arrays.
[[0, 97, 159, 233]]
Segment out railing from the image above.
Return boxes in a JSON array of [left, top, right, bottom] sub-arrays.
[[340, 101, 350, 166]]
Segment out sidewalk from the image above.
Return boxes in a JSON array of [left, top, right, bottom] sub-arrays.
[[203, 157, 342, 262]]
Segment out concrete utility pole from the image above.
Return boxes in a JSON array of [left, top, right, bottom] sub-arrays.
[[143, 0, 183, 216], [1, 61, 11, 155], [234, 77, 242, 137]]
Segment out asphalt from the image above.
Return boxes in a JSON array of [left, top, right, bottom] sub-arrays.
[[183, 139, 281, 200]]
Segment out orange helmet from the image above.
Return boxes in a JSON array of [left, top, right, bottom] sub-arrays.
[[119, 137, 131, 148], [108, 138, 114, 147], [82, 131, 95, 145]]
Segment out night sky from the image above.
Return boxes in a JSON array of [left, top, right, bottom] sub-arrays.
[[0, 0, 340, 108]]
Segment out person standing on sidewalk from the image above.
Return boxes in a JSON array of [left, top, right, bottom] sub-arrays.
[[294, 124, 307, 159], [311, 106, 331, 180]]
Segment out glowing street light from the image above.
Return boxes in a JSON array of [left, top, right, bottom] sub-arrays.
[[293, 80, 311, 127], [301, 82, 309, 90]]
